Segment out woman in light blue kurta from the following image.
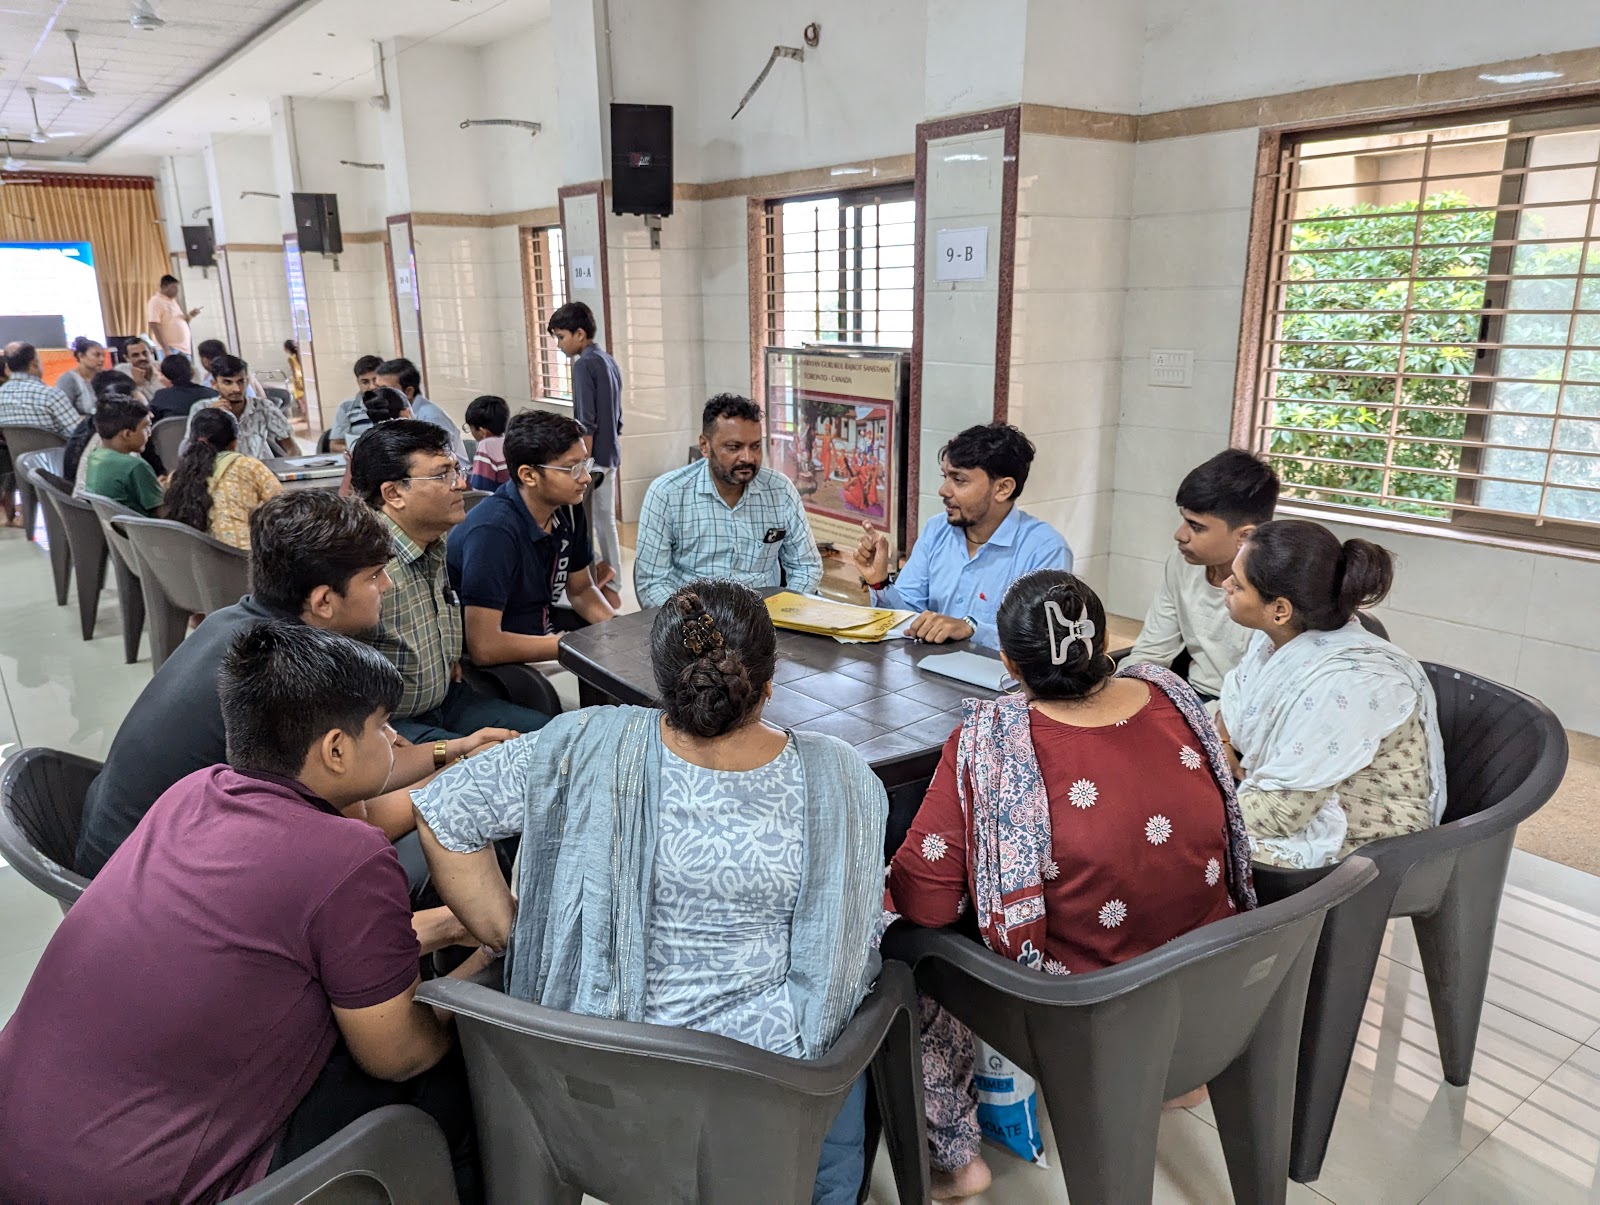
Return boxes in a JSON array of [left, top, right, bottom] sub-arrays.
[[413, 579, 888, 1204]]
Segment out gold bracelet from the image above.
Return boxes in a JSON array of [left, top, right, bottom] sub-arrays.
[[433, 739, 450, 769]]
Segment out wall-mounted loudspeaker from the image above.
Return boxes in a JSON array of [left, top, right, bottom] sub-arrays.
[[610, 103, 673, 218], [292, 192, 343, 255], [182, 223, 216, 268]]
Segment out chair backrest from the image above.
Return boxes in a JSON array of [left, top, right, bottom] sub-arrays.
[[149, 415, 188, 473], [14, 446, 66, 483], [84, 491, 144, 577], [1, 424, 68, 458], [263, 386, 293, 413], [889, 856, 1377, 1098], [0, 748, 99, 908], [1253, 662, 1568, 913], [111, 514, 250, 614], [26, 463, 91, 515], [417, 966, 916, 1205], [223, 1105, 458, 1205], [315, 429, 333, 454], [462, 489, 491, 513]]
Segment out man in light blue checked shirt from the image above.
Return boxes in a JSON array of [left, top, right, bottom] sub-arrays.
[[635, 394, 822, 609]]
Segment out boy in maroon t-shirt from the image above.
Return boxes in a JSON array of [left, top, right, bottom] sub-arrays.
[[0, 622, 490, 1203]]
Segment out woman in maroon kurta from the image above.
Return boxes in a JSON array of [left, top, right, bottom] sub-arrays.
[[887, 570, 1254, 1199]]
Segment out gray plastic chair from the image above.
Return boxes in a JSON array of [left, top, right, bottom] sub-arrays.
[[461, 488, 492, 513], [417, 961, 929, 1205], [1252, 663, 1569, 1183], [30, 469, 110, 640], [264, 385, 294, 415], [84, 493, 147, 664], [1, 423, 67, 542], [0, 747, 97, 914], [885, 856, 1379, 1205], [223, 1105, 458, 1205], [459, 659, 564, 717], [110, 514, 250, 671], [14, 450, 72, 605], [149, 415, 188, 473]]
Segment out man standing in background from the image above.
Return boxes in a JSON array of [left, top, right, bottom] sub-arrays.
[[146, 275, 199, 357], [548, 301, 623, 609]]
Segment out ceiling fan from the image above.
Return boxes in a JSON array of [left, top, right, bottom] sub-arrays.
[[24, 88, 82, 143], [0, 135, 44, 187], [39, 30, 94, 101], [130, 0, 167, 31]]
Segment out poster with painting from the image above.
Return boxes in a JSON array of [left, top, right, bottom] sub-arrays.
[[764, 346, 907, 558]]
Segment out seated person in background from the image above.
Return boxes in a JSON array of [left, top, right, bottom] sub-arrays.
[[448, 410, 616, 665], [195, 337, 270, 404], [635, 394, 822, 608], [114, 335, 162, 404], [0, 341, 80, 438], [1218, 520, 1445, 869], [184, 353, 295, 461], [74, 491, 512, 917], [351, 420, 552, 741], [327, 354, 384, 452], [889, 569, 1255, 1199], [148, 351, 216, 421], [0, 622, 487, 1204], [412, 579, 886, 1204], [855, 422, 1070, 649], [82, 396, 163, 516], [56, 336, 106, 416], [163, 406, 283, 549], [465, 394, 510, 491], [1127, 449, 1280, 702], [376, 357, 469, 467], [66, 371, 137, 487]]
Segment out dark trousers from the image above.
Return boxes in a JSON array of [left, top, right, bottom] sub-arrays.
[[394, 679, 552, 744], [270, 1041, 482, 1204]]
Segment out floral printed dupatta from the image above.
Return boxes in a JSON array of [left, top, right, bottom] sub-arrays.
[[954, 663, 1256, 970]]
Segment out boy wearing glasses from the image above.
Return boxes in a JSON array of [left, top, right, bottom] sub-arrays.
[[350, 420, 553, 741], [445, 410, 617, 666]]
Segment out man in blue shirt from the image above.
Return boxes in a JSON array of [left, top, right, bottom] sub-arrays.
[[327, 354, 384, 452], [447, 410, 617, 665], [853, 422, 1070, 649], [634, 394, 823, 608], [376, 357, 469, 468], [548, 301, 624, 610]]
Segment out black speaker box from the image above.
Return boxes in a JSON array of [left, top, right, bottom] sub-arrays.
[[182, 223, 216, 268], [292, 192, 343, 255], [611, 103, 673, 218]]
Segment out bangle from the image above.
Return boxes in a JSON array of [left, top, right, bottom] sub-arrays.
[[433, 739, 450, 769], [864, 577, 891, 592]]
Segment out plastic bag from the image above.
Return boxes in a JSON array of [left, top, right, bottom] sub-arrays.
[[973, 1039, 1047, 1166]]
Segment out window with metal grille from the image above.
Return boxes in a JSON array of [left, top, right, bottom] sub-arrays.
[[1249, 105, 1600, 548], [521, 224, 572, 399], [763, 188, 915, 349]]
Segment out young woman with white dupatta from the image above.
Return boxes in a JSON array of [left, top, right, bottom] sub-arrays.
[[1218, 520, 1446, 870]]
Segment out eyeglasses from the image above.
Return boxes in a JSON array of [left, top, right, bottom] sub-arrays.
[[536, 457, 595, 480], [403, 465, 467, 487]]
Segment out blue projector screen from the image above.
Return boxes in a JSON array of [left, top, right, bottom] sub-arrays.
[[0, 241, 107, 346]]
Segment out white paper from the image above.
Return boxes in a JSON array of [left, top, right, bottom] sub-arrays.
[[935, 227, 988, 282], [570, 255, 597, 289], [918, 650, 1009, 692]]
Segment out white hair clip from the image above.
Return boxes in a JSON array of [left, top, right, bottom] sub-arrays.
[[1044, 600, 1096, 666]]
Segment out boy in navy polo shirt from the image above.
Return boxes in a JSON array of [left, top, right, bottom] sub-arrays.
[[447, 410, 617, 665]]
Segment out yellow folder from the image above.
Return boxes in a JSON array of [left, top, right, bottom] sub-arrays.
[[763, 592, 916, 643]]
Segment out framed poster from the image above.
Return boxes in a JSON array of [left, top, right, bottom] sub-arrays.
[[764, 346, 908, 558]]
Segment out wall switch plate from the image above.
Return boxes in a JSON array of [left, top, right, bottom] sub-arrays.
[[1150, 349, 1194, 388]]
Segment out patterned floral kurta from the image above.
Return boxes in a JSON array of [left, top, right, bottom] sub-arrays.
[[205, 452, 283, 550]]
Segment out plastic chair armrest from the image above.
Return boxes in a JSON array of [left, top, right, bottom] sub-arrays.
[[223, 1104, 458, 1204]]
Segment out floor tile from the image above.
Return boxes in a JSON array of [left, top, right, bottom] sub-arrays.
[[1303, 957, 1580, 1204], [0, 868, 62, 959], [0, 943, 50, 1026], [1419, 1043, 1600, 1204]]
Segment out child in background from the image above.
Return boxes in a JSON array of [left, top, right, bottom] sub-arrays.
[[1124, 448, 1280, 703], [82, 396, 165, 516], [465, 395, 511, 491]]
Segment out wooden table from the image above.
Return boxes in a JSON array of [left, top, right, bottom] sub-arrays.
[[557, 602, 1003, 793]]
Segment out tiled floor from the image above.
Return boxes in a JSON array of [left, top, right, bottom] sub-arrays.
[[4, 522, 1600, 1203]]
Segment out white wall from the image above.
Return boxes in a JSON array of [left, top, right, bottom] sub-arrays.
[[480, 22, 562, 214], [1139, 0, 1600, 111]]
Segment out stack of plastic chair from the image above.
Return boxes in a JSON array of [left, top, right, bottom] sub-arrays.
[[1, 423, 67, 542], [84, 493, 148, 663], [13, 450, 71, 605], [28, 467, 110, 639]]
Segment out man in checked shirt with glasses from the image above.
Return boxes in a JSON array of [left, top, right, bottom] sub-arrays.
[[635, 394, 823, 608], [350, 420, 553, 744]]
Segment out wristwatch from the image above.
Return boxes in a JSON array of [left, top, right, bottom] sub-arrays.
[[433, 740, 450, 769], [961, 615, 978, 634]]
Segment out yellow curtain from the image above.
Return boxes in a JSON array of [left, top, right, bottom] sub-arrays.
[[0, 173, 170, 337]]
